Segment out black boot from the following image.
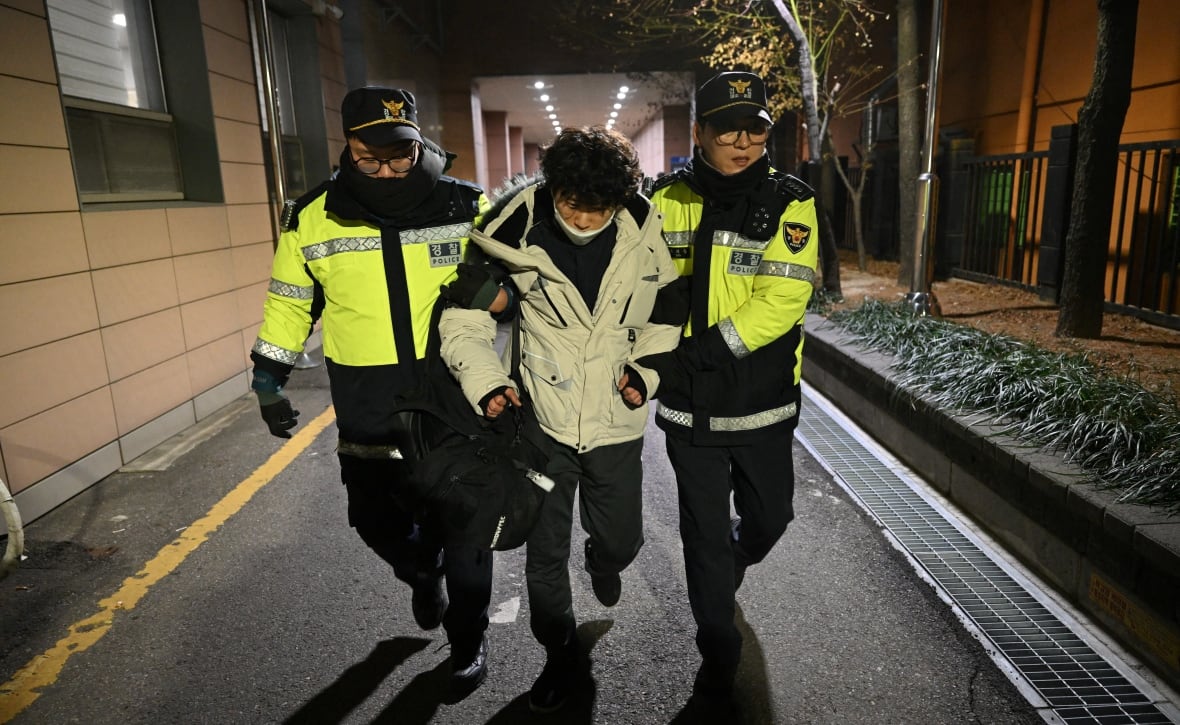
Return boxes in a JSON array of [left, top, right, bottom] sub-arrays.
[[528, 637, 579, 713], [585, 539, 621, 606], [450, 634, 489, 695]]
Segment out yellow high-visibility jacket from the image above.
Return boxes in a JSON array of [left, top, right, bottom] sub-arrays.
[[251, 175, 488, 444], [647, 162, 818, 446]]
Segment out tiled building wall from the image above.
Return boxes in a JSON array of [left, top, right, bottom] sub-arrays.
[[0, 0, 344, 522]]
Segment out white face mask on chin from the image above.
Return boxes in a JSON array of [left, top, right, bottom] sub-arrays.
[[554, 204, 615, 246]]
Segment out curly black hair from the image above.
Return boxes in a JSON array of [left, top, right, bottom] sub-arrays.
[[539, 126, 641, 209]]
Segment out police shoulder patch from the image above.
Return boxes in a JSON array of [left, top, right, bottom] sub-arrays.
[[783, 222, 812, 254]]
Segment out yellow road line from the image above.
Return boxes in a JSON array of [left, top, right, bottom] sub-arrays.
[[0, 407, 336, 723]]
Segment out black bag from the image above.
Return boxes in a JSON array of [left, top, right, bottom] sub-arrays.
[[391, 301, 552, 551], [407, 400, 552, 551]]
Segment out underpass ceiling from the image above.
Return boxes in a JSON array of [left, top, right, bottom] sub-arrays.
[[475, 71, 695, 146]]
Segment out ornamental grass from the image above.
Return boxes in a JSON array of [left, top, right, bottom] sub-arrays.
[[827, 299, 1180, 515]]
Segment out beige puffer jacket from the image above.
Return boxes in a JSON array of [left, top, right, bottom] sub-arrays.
[[439, 184, 681, 453]]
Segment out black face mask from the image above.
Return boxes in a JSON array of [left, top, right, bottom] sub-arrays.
[[336, 145, 444, 220]]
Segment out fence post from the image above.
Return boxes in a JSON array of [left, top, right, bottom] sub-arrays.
[[936, 135, 975, 278], [1036, 124, 1079, 302]]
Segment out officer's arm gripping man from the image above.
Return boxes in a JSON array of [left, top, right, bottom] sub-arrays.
[[641, 191, 819, 389]]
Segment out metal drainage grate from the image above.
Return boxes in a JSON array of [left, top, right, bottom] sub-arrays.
[[796, 385, 1178, 725]]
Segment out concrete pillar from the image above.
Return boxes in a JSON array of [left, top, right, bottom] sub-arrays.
[[524, 143, 541, 176], [508, 127, 525, 178], [483, 110, 510, 192], [439, 75, 482, 187]]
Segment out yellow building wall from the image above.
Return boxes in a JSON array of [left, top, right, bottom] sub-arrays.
[[0, 0, 344, 521], [940, 0, 1179, 154]]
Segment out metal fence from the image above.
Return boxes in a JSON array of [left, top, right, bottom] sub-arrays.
[[959, 151, 1049, 287], [956, 138, 1179, 327]]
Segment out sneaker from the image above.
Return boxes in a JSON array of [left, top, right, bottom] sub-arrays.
[[590, 572, 621, 607], [411, 576, 446, 630], [528, 639, 579, 713], [450, 634, 489, 695]]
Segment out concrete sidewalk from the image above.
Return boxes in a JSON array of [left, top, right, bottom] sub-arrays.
[[802, 313, 1180, 694]]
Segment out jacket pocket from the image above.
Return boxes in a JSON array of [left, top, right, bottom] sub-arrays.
[[521, 344, 574, 435]]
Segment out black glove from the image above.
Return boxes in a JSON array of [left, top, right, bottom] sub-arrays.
[[440, 263, 501, 310], [252, 369, 300, 438], [259, 396, 300, 438]]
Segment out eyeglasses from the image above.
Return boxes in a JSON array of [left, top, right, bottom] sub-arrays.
[[712, 125, 771, 146], [352, 146, 418, 175]]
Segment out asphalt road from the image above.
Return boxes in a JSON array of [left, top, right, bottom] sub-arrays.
[[0, 362, 1041, 724]]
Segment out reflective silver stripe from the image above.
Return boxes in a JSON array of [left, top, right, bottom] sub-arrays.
[[757, 260, 816, 283], [252, 338, 299, 365], [268, 279, 314, 300], [718, 318, 751, 359], [656, 404, 693, 427], [657, 401, 798, 432], [337, 440, 405, 460], [713, 230, 770, 251], [400, 222, 472, 244], [303, 236, 381, 261], [664, 230, 693, 246]]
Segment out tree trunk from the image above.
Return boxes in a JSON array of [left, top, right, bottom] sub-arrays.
[[772, 0, 842, 295], [896, 0, 922, 285], [1055, 0, 1138, 339], [834, 151, 872, 271]]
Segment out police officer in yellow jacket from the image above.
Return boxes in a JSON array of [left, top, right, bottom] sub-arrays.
[[250, 87, 494, 694], [637, 71, 819, 704]]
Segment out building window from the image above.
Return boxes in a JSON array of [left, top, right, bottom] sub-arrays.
[[49, 0, 165, 111], [48, 0, 219, 204]]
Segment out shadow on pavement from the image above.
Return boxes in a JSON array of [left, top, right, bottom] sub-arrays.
[[483, 618, 613, 724], [282, 637, 431, 725], [371, 656, 453, 723], [671, 603, 773, 724]]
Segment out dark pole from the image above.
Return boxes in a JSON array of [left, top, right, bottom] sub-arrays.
[[905, 0, 946, 316]]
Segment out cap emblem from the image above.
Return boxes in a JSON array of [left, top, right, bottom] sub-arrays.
[[729, 79, 752, 97], [382, 98, 405, 119]]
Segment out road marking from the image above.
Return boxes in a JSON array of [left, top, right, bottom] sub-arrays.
[[489, 596, 521, 624], [0, 407, 336, 723]]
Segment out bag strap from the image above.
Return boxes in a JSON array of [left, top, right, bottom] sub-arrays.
[[510, 312, 522, 389]]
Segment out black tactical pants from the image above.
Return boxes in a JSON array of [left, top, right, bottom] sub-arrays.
[[341, 454, 492, 646], [525, 437, 645, 649], [665, 430, 797, 680]]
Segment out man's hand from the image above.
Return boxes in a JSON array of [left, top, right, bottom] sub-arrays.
[[440, 263, 501, 310], [478, 385, 523, 419], [252, 369, 300, 438], [617, 366, 647, 409]]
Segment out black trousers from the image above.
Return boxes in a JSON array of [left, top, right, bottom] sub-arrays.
[[665, 429, 796, 676], [341, 454, 492, 647], [525, 437, 645, 649]]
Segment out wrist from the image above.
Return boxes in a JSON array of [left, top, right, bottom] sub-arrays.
[[488, 287, 509, 314], [256, 389, 286, 406]]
